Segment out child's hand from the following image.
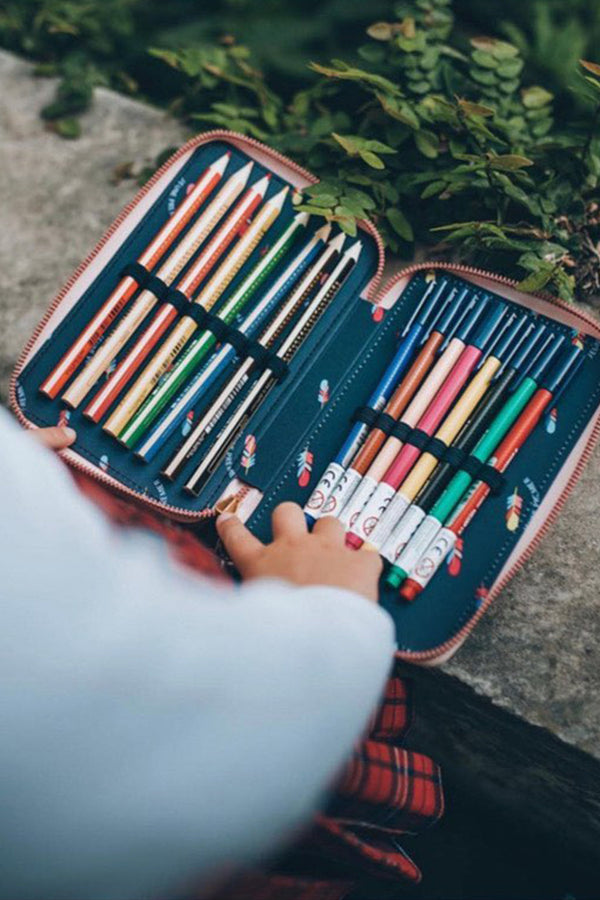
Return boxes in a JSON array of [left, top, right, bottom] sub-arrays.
[[31, 425, 76, 451], [217, 501, 382, 603]]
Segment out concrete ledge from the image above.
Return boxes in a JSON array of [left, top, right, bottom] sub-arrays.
[[1, 50, 599, 849]]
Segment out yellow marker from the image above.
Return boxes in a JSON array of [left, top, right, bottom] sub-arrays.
[[104, 185, 288, 438]]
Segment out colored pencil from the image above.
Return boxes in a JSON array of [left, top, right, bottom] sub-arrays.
[[91, 178, 285, 434], [39, 151, 230, 400], [303, 276, 449, 523], [387, 334, 569, 589], [77, 166, 265, 418], [316, 285, 467, 526], [183, 239, 362, 494], [133, 222, 331, 461], [398, 340, 585, 601], [117, 211, 310, 449], [162, 232, 346, 480], [379, 319, 543, 564], [61, 158, 250, 408]]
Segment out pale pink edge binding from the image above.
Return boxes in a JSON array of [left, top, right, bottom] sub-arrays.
[[8, 129, 386, 523]]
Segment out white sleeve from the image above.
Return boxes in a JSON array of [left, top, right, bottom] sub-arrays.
[[0, 409, 396, 900]]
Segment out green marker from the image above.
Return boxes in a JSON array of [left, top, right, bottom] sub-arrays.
[[386, 332, 565, 588], [119, 211, 309, 447]]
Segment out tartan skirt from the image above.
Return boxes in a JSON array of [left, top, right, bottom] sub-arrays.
[[73, 473, 444, 899]]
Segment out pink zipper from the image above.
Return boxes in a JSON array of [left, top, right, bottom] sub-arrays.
[[9, 129, 386, 522], [379, 261, 600, 664]]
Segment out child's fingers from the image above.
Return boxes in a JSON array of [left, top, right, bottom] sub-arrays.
[[312, 515, 345, 543], [217, 513, 264, 569], [32, 425, 76, 450], [271, 502, 307, 540]]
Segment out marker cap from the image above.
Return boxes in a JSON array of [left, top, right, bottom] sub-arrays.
[[542, 342, 585, 393], [470, 301, 506, 350]]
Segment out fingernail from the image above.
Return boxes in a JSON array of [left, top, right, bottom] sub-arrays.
[[62, 427, 76, 440]]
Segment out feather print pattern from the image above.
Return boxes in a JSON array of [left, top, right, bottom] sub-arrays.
[[241, 434, 257, 474], [297, 448, 314, 487], [318, 379, 330, 408], [505, 486, 523, 532]]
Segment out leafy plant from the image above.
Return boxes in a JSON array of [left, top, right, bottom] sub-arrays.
[[151, 0, 600, 301], [1, 0, 599, 300]]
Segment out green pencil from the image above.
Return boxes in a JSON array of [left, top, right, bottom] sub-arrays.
[[118, 211, 309, 447]]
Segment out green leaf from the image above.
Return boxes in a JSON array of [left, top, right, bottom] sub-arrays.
[[521, 86, 553, 109], [458, 99, 495, 118], [472, 50, 497, 69], [489, 154, 534, 170], [387, 208, 414, 241], [421, 180, 447, 198], [517, 267, 555, 292], [470, 66, 498, 86], [496, 58, 523, 79], [359, 149, 385, 168], [415, 129, 440, 158]]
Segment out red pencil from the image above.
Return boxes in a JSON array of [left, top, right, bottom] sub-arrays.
[[39, 152, 230, 399]]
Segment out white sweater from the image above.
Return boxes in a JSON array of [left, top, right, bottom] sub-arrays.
[[0, 408, 395, 900]]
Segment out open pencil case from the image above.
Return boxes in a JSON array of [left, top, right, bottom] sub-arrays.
[[10, 130, 600, 666]]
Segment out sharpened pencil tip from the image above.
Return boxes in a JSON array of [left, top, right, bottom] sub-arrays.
[[268, 185, 290, 208], [252, 174, 271, 195], [345, 239, 363, 260], [327, 232, 346, 252], [313, 222, 332, 241]]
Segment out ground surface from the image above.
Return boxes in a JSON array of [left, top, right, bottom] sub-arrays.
[[1, 49, 599, 899]]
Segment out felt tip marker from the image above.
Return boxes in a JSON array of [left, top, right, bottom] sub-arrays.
[[318, 286, 466, 525], [348, 299, 507, 551], [378, 317, 542, 564], [399, 339, 586, 601], [39, 151, 231, 399], [387, 333, 567, 589], [330, 288, 478, 534], [304, 276, 450, 523]]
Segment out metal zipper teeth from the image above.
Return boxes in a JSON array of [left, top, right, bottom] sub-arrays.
[[8, 129, 385, 522], [381, 261, 600, 664]]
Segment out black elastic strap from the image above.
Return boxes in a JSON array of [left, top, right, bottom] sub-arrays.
[[352, 406, 379, 428], [404, 428, 430, 451], [252, 348, 289, 382], [462, 455, 484, 480], [120, 261, 151, 288], [143, 275, 170, 303], [374, 412, 396, 436], [425, 437, 448, 461], [168, 289, 192, 315], [479, 464, 505, 495], [443, 445, 468, 470], [391, 420, 412, 442]]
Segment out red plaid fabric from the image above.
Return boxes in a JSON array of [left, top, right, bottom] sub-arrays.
[[72, 476, 443, 899]]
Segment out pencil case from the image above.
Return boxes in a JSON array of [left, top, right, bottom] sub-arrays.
[[11, 129, 600, 666]]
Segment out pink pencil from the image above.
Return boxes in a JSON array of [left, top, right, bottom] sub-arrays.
[[346, 300, 507, 548]]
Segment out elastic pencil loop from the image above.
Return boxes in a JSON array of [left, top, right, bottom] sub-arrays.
[[443, 445, 468, 470], [404, 428, 430, 451], [479, 464, 505, 495], [352, 406, 379, 428], [182, 301, 209, 326], [141, 275, 171, 303], [461, 456, 484, 480], [374, 412, 397, 435], [120, 261, 151, 288], [424, 436, 448, 461], [247, 345, 289, 382], [391, 421, 413, 442]]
